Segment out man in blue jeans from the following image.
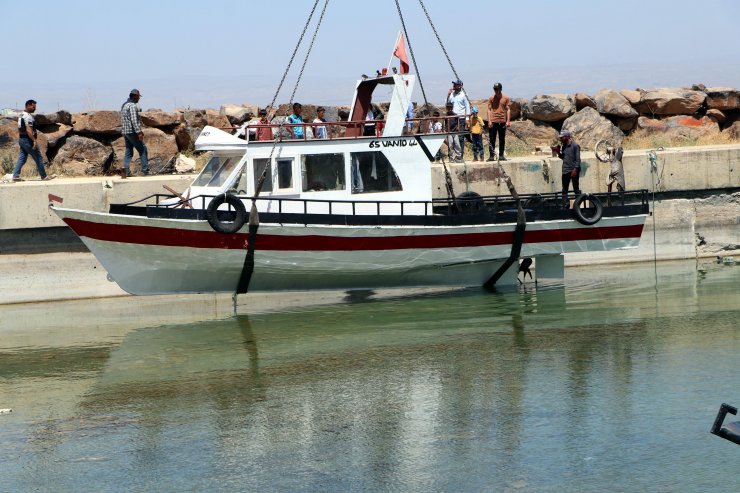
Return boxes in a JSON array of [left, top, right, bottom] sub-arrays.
[[120, 89, 149, 177], [12, 99, 52, 182]]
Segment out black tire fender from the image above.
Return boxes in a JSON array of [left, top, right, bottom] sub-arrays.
[[572, 193, 603, 225], [206, 193, 247, 233], [456, 191, 484, 214]]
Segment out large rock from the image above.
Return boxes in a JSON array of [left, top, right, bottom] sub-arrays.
[[173, 124, 193, 151], [220, 104, 259, 125], [705, 87, 740, 111], [174, 153, 196, 173], [177, 110, 208, 151], [706, 109, 726, 125], [510, 98, 525, 121], [111, 128, 179, 174], [0, 121, 17, 149], [619, 89, 641, 106], [593, 89, 638, 118], [53, 135, 113, 175], [634, 88, 706, 116], [205, 109, 232, 130], [637, 115, 720, 141], [523, 94, 575, 122], [721, 121, 740, 139], [574, 93, 597, 111], [35, 111, 72, 126], [140, 111, 181, 128], [561, 107, 624, 150], [508, 120, 559, 147], [39, 123, 72, 148], [72, 111, 121, 134]]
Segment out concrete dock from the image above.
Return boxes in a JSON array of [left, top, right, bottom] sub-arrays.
[[1, 144, 737, 305]]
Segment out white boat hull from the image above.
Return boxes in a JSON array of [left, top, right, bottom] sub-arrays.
[[54, 207, 646, 294]]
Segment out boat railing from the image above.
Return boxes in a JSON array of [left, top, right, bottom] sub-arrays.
[[127, 189, 650, 222], [226, 114, 468, 143]]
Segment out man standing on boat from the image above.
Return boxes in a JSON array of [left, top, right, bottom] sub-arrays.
[[486, 82, 510, 161], [558, 129, 581, 208], [446, 79, 470, 162], [288, 103, 305, 139], [120, 89, 149, 177]]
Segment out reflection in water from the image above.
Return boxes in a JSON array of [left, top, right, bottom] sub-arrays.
[[0, 261, 739, 491]]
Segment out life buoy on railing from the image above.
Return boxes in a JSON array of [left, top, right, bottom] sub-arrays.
[[571, 193, 603, 225], [206, 193, 247, 234]]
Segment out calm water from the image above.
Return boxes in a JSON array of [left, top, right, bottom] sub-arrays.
[[1, 260, 739, 492]]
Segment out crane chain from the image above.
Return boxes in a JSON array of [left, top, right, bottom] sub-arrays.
[[418, 0, 459, 81]]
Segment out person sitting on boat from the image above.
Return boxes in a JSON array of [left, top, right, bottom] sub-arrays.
[[287, 103, 305, 139], [313, 106, 328, 139], [558, 129, 581, 208]]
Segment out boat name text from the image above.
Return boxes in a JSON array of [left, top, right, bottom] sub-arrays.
[[369, 139, 418, 149]]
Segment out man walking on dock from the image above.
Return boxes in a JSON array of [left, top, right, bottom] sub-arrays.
[[12, 99, 52, 182], [120, 89, 149, 177]]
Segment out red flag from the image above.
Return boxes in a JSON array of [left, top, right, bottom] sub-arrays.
[[393, 34, 409, 74]]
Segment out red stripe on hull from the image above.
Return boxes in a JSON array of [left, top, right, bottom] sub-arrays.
[[64, 218, 644, 251]]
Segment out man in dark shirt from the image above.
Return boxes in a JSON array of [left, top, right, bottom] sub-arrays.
[[558, 129, 581, 208]]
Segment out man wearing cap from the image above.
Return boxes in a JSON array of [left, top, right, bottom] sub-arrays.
[[557, 129, 581, 208], [446, 79, 470, 162], [486, 82, 510, 161], [120, 89, 149, 177]]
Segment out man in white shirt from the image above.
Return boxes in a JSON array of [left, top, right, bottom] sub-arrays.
[[446, 79, 470, 162]]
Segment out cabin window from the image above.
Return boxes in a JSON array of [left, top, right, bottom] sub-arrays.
[[191, 156, 241, 188], [350, 151, 402, 194], [301, 153, 346, 192], [276, 158, 293, 189], [252, 158, 272, 193]]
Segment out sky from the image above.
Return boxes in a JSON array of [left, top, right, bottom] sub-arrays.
[[3, 0, 740, 113]]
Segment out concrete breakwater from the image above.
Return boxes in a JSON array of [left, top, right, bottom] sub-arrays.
[[0, 144, 737, 304]]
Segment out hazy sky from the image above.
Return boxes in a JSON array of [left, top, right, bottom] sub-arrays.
[[3, 0, 739, 112]]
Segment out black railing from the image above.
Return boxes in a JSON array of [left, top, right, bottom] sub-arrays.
[[119, 189, 650, 224]]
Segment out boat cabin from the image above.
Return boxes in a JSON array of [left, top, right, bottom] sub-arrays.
[[185, 74, 451, 215]]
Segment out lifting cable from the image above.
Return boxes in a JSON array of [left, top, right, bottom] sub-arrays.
[[417, 0, 460, 81], [416, 0, 471, 109], [266, 0, 322, 112]]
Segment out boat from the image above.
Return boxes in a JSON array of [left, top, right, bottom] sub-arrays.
[[51, 15, 649, 296]]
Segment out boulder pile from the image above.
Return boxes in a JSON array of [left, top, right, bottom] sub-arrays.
[[1, 84, 739, 176]]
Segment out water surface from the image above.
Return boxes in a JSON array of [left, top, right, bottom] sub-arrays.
[[1, 261, 739, 492]]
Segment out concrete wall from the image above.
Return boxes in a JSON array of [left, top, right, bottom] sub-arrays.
[[431, 144, 740, 198], [0, 175, 195, 230]]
